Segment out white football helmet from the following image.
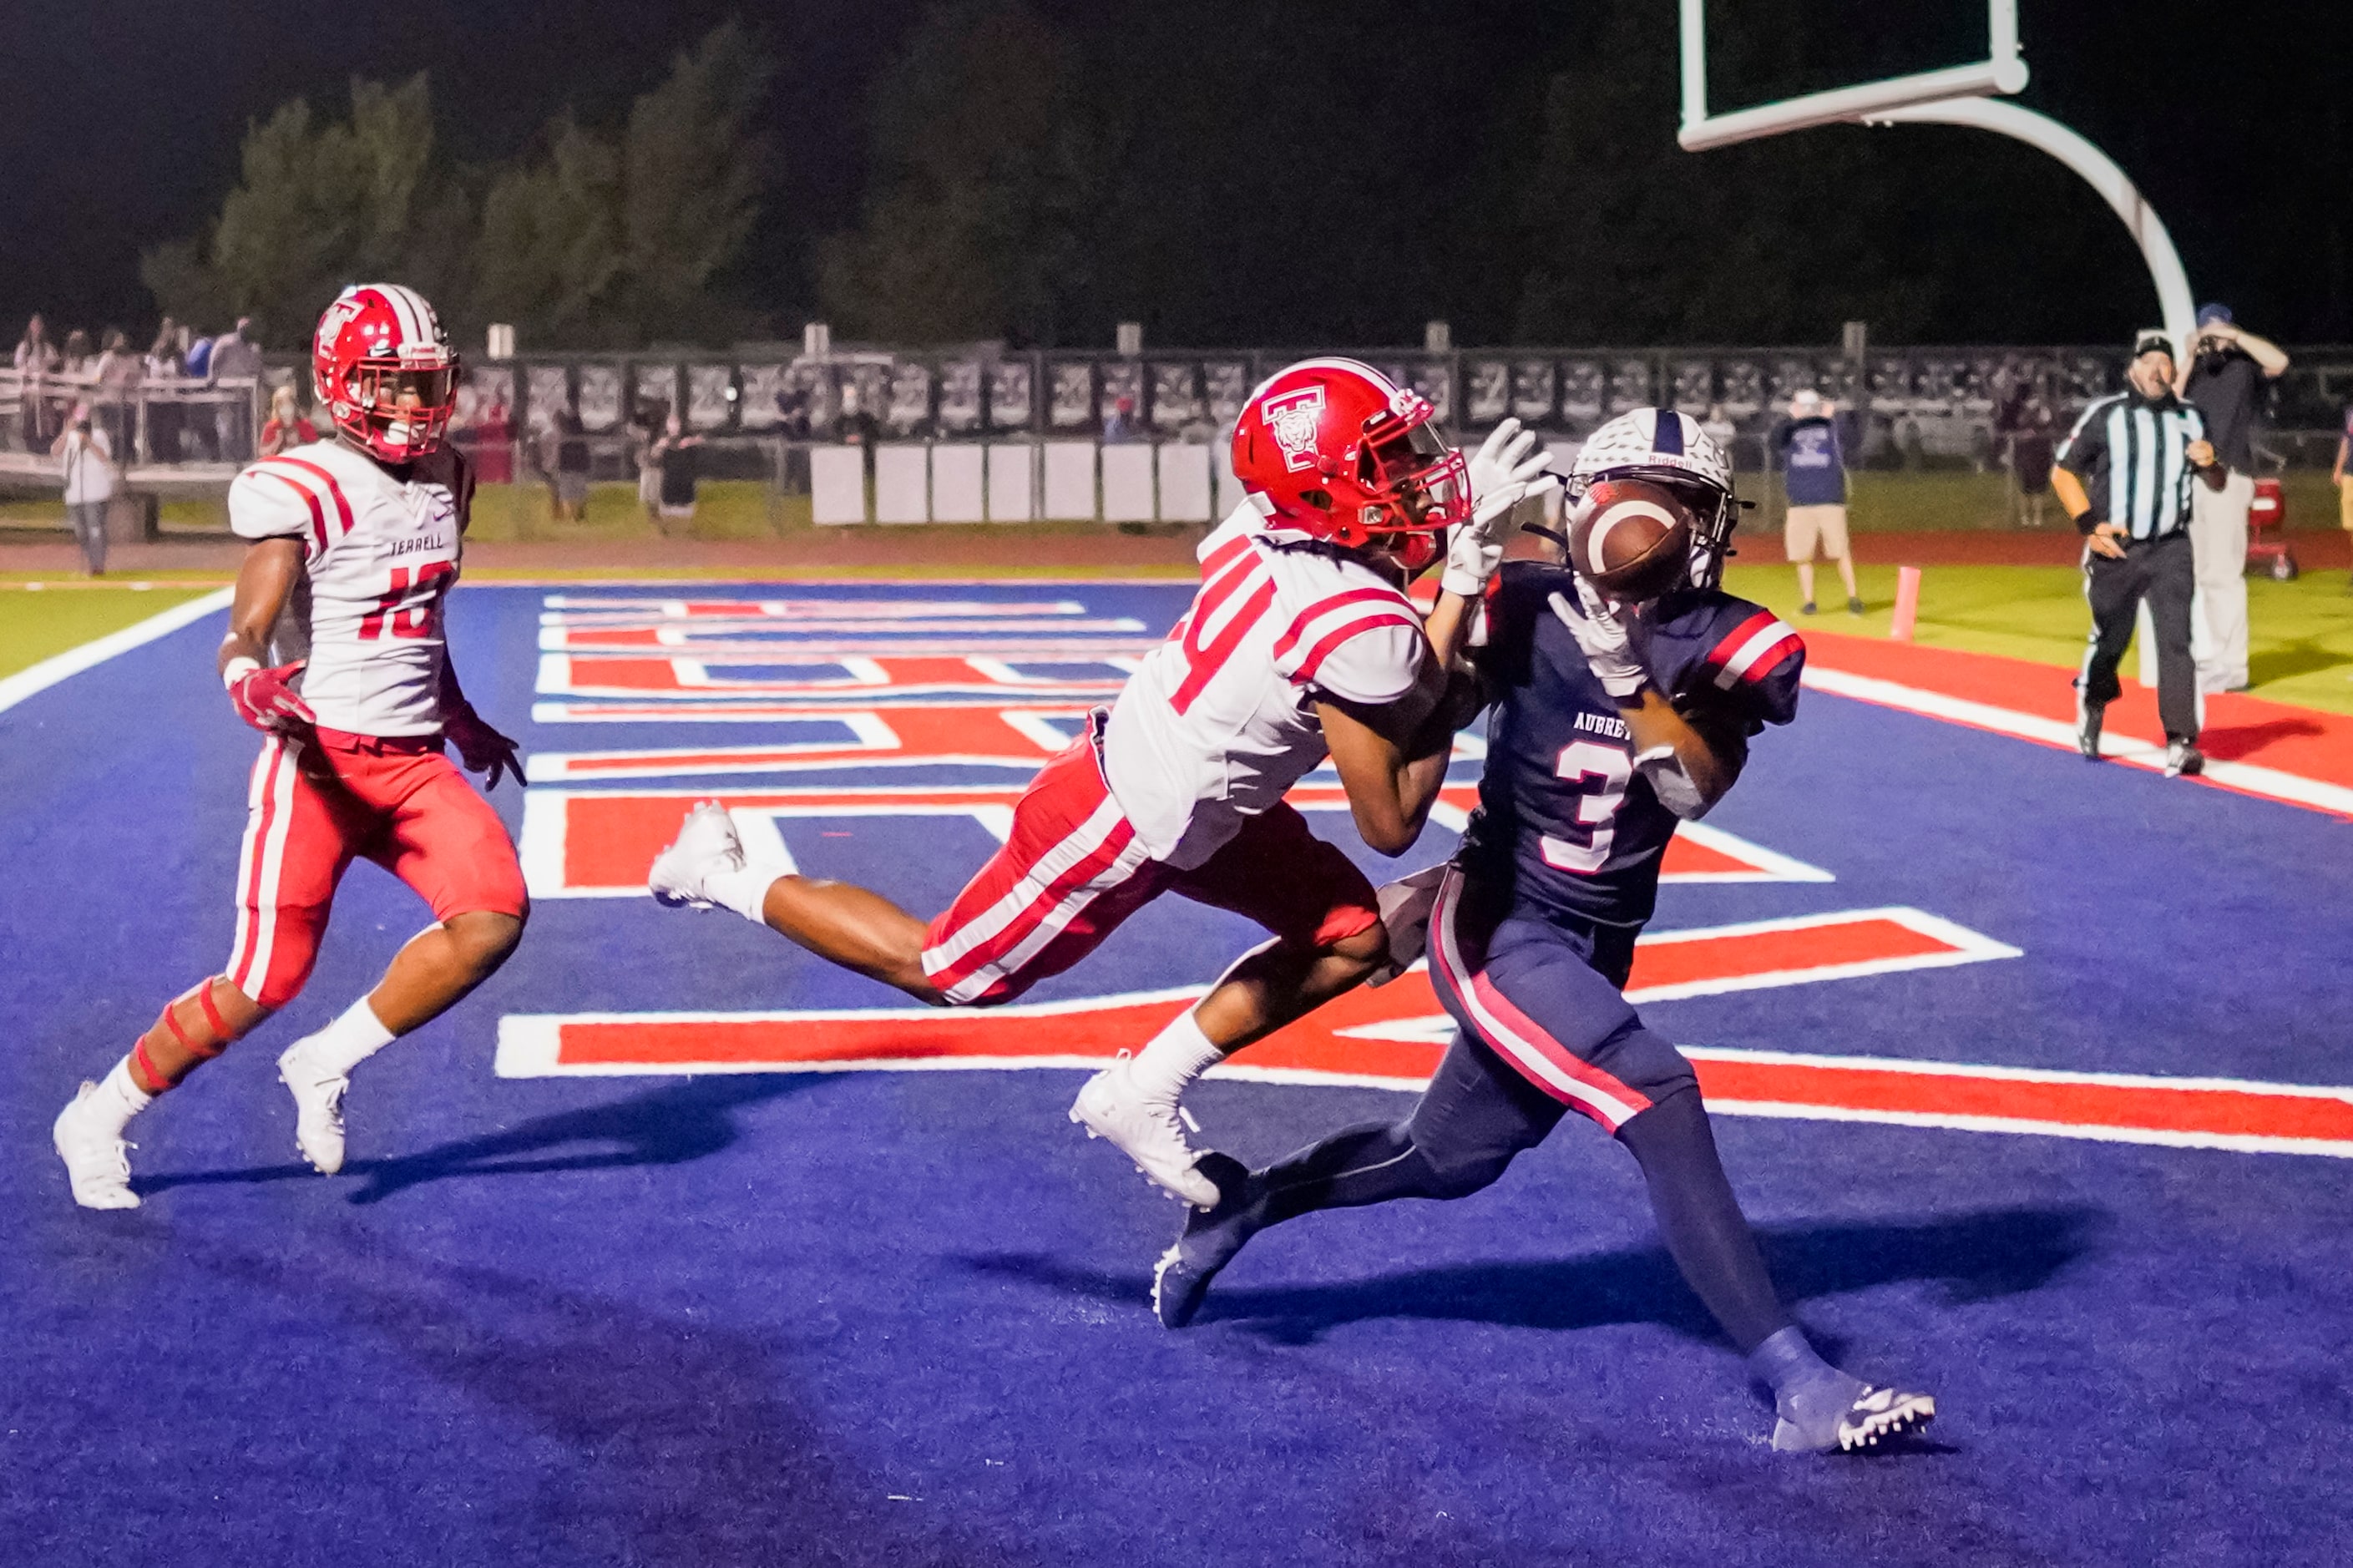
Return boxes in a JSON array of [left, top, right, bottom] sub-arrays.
[[1568, 408, 1740, 591]]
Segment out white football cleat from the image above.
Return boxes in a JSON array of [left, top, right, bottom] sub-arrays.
[[276, 1039, 350, 1175], [649, 800, 746, 910], [1069, 1053, 1221, 1209], [53, 1083, 139, 1210]]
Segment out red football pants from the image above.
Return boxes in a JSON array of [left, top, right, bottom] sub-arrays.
[[224, 728, 528, 1009], [919, 733, 1380, 1006]]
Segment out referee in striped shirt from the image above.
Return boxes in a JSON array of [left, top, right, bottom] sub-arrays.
[[2053, 331, 2227, 776]]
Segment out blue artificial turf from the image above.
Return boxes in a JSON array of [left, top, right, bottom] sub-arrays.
[[5, 580, 2352, 1566]]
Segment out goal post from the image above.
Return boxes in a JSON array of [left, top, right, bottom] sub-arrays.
[[1676, 0, 2194, 354]]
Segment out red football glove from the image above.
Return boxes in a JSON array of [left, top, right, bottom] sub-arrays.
[[225, 660, 316, 734], [445, 702, 527, 790]]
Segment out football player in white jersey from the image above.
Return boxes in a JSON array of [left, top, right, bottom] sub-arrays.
[[52, 284, 530, 1210], [650, 357, 1554, 1206]]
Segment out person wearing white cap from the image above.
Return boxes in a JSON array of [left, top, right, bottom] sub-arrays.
[[1771, 389, 1862, 615]]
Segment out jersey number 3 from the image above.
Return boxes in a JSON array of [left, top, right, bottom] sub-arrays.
[[1539, 739, 1632, 874]]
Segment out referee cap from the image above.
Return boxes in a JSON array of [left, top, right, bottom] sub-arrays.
[[2131, 330, 2175, 362]]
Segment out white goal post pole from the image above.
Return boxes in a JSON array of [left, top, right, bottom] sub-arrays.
[[1864, 98, 2199, 357]]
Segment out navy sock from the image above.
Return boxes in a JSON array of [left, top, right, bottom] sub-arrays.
[[1616, 1087, 1791, 1353]]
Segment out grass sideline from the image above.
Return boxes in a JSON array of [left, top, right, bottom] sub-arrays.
[[1723, 561, 2353, 716]]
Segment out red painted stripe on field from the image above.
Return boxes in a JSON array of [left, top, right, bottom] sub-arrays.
[[1801, 629, 2353, 789]]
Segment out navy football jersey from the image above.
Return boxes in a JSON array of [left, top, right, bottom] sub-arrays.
[[1460, 560, 1804, 929]]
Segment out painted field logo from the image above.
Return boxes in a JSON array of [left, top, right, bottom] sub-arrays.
[[1263, 387, 1327, 472]]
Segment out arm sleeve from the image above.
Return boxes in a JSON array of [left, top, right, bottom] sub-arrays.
[[226, 463, 318, 550], [1303, 619, 1426, 706], [1667, 601, 1804, 733]]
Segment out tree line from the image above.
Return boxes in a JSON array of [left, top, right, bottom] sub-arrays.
[[143, 3, 2353, 353]]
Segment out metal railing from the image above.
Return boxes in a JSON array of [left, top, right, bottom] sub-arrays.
[[0, 367, 263, 484]]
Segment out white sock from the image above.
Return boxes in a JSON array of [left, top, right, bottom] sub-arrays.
[[92, 1058, 155, 1134], [705, 862, 782, 924], [1126, 1009, 1225, 1103], [299, 996, 397, 1078]]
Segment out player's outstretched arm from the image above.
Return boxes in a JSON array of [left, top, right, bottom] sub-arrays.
[[1318, 660, 1477, 856]]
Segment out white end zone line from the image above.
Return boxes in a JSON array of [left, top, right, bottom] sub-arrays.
[[0, 587, 232, 718], [1803, 664, 2353, 817]]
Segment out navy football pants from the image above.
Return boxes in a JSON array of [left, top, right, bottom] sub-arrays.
[[1240, 872, 1791, 1353]]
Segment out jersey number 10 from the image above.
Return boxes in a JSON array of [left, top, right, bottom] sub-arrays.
[[359, 560, 456, 641]]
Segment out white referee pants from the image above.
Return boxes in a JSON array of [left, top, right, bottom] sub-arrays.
[[2189, 470, 2253, 693]]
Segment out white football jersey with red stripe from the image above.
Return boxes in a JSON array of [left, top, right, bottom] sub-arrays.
[[227, 439, 471, 736], [1101, 503, 1428, 868]]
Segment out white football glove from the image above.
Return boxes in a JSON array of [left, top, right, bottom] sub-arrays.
[[1548, 578, 1648, 699], [1445, 418, 1558, 598]]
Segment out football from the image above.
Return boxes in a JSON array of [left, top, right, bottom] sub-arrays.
[[1566, 477, 1694, 601]]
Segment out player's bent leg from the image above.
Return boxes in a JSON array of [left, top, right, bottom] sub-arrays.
[[54, 976, 273, 1211], [276, 909, 525, 1175], [652, 801, 939, 998], [1094, 808, 1387, 1207], [1154, 1029, 1562, 1328], [1613, 1076, 1936, 1453]]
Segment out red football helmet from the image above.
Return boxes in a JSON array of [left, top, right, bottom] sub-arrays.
[[312, 283, 459, 463], [1231, 357, 1469, 572]]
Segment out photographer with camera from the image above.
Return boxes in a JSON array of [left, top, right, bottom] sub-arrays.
[[2178, 304, 2290, 692], [50, 401, 118, 577]]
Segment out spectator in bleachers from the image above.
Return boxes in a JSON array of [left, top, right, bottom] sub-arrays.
[[258, 385, 316, 457], [179, 326, 218, 461], [93, 331, 141, 460], [15, 316, 61, 448], [208, 317, 263, 463], [144, 320, 185, 463], [1770, 389, 1863, 616], [1101, 394, 1144, 443], [50, 402, 116, 576], [58, 328, 92, 377]]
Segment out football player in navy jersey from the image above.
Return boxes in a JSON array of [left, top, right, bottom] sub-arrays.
[[1151, 409, 1936, 1454]]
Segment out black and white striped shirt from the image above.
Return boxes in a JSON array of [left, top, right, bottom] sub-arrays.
[[2056, 390, 2208, 542]]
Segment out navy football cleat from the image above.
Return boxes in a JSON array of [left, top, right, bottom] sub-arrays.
[[1151, 1152, 1257, 1329]]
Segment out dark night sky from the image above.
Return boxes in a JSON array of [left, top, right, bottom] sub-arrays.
[[3, 1, 2346, 347]]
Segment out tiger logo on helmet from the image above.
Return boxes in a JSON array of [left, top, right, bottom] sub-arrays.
[[1567, 407, 1742, 592], [312, 283, 460, 464], [1231, 357, 1470, 574]]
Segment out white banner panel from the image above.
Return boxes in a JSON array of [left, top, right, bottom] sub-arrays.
[[1156, 443, 1212, 522], [874, 443, 930, 524], [987, 443, 1036, 521], [1042, 442, 1098, 520], [810, 446, 867, 525], [930, 444, 986, 523], [1101, 444, 1156, 523]]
